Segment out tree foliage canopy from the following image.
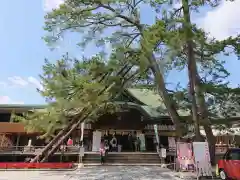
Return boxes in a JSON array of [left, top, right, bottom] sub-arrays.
[[12, 52, 143, 138]]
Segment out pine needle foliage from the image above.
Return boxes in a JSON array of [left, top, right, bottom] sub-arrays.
[[12, 53, 136, 139]]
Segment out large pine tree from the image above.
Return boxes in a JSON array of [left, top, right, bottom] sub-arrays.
[[14, 0, 240, 163]]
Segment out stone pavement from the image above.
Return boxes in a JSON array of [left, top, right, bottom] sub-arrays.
[[0, 166, 181, 180]]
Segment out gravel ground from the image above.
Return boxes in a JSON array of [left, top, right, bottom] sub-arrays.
[[0, 166, 181, 180]]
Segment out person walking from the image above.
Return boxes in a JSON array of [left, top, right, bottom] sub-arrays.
[[99, 139, 106, 165]]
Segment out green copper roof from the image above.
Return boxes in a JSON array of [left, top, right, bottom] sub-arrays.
[[127, 88, 163, 107], [126, 88, 190, 117], [115, 101, 164, 119]]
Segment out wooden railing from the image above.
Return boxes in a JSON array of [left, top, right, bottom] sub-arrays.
[[0, 145, 81, 154]]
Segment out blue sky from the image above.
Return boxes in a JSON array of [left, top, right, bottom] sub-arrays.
[[0, 0, 239, 105]]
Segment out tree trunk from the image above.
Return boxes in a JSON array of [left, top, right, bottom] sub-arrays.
[[195, 75, 216, 164], [186, 43, 202, 141], [148, 55, 183, 136], [182, 0, 215, 163], [41, 118, 83, 162], [183, 12, 202, 141], [30, 114, 82, 162]]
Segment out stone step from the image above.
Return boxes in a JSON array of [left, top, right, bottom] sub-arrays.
[[83, 163, 163, 166], [83, 153, 161, 164], [106, 155, 159, 158], [105, 160, 161, 164], [83, 159, 161, 163], [83, 155, 159, 159]]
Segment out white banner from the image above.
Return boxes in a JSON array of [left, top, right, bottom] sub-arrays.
[[92, 131, 102, 152], [160, 148, 167, 158], [137, 133, 146, 151], [154, 124, 159, 144], [177, 142, 195, 171], [80, 122, 85, 142], [193, 142, 212, 177]]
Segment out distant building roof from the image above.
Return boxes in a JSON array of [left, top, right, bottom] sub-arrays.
[[0, 104, 46, 113]]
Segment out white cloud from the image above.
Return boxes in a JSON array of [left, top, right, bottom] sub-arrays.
[[0, 76, 42, 105], [43, 0, 64, 12], [0, 96, 24, 104], [1, 76, 43, 90], [8, 76, 28, 86], [170, 1, 239, 40], [28, 77, 44, 91], [198, 1, 240, 40]]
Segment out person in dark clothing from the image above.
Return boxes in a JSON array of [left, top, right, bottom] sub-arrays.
[[103, 131, 110, 149], [132, 131, 137, 152], [118, 132, 124, 152], [103, 131, 109, 141], [104, 140, 109, 156], [128, 132, 133, 151]]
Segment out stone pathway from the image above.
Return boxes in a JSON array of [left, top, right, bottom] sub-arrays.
[[0, 166, 180, 180]]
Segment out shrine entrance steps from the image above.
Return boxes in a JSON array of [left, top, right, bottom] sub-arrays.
[[83, 152, 162, 165]]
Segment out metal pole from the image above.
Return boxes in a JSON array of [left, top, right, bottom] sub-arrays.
[[16, 134, 20, 150]]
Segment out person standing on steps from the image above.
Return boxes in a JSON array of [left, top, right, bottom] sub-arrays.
[[110, 135, 117, 152], [67, 137, 73, 151], [104, 139, 109, 156], [118, 132, 124, 152], [104, 131, 110, 150], [99, 139, 106, 165], [136, 137, 141, 152], [133, 131, 137, 152], [128, 132, 133, 152]]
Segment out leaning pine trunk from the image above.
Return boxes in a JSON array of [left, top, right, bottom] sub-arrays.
[[182, 0, 216, 164], [139, 25, 183, 137], [30, 115, 81, 162], [41, 117, 84, 162], [149, 55, 183, 136], [30, 71, 110, 163]]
